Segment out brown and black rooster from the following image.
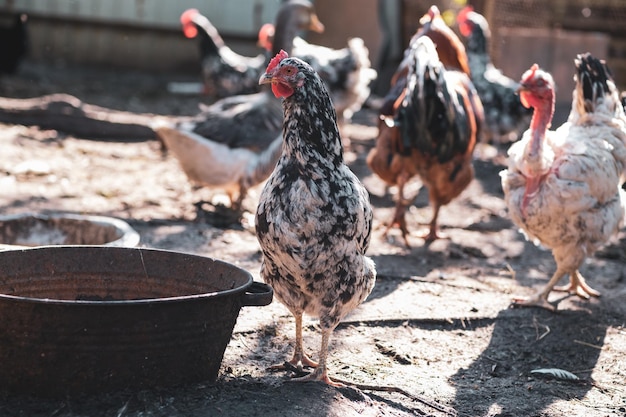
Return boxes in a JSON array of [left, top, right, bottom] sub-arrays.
[[385, 5, 470, 107], [256, 50, 376, 386], [367, 33, 483, 247]]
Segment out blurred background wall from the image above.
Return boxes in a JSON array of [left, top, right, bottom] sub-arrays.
[[1, 0, 625, 96]]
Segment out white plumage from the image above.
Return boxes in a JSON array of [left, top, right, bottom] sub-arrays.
[[501, 55, 626, 310]]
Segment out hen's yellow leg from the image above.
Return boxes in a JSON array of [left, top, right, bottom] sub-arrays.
[[512, 266, 568, 311], [553, 270, 600, 299], [290, 328, 343, 387], [270, 312, 317, 371]]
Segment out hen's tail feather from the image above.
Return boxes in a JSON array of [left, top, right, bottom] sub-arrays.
[[575, 53, 616, 114]]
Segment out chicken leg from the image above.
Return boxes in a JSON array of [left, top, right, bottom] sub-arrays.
[[553, 269, 601, 299], [383, 172, 412, 248], [512, 266, 600, 311], [512, 266, 567, 311], [270, 311, 317, 372], [419, 200, 443, 242], [290, 328, 343, 387]]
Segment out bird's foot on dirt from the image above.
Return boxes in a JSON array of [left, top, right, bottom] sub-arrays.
[[288, 367, 344, 387], [269, 355, 318, 376], [552, 271, 600, 299], [382, 222, 412, 249], [418, 227, 446, 243], [511, 294, 556, 311], [553, 280, 600, 299]]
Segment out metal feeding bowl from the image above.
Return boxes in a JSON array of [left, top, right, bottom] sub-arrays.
[[0, 213, 140, 248], [0, 246, 272, 397]]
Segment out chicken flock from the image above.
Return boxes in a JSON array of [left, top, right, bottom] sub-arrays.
[[9, 0, 622, 388], [150, 0, 626, 385]]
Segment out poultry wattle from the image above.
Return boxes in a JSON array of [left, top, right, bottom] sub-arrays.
[[255, 50, 376, 386]]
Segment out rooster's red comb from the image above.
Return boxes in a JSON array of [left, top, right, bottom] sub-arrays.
[[522, 64, 540, 83], [428, 5, 440, 19], [456, 6, 474, 24], [267, 50, 289, 73], [180, 9, 199, 38]]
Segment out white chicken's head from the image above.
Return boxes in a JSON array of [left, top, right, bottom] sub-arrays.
[[259, 50, 311, 98], [517, 64, 555, 109]]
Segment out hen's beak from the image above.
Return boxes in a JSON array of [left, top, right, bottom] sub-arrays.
[[516, 84, 530, 108], [259, 73, 273, 86], [309, 14, 325, 33]]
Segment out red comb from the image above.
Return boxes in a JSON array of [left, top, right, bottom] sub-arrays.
[[180, 9, 199, 38], [266, 49, 289, 72], [457, 6, 474, 24], [457, 6, 474, 37], [258, 23, 275, 52], [428, 5, 440, 19], [523, 64, 539, 82]]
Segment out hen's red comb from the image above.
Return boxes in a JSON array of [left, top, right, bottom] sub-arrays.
[[522, 64, 540, 83], [456, 6, 474, 24], [267, 49, 289, 72], [428, 5, 440, 19], [180, 9, 199, 38], [258, 23, 275, 52]]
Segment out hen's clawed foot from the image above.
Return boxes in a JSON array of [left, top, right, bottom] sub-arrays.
[[269, 354, 318, 376], [511, 294, 556, 311], [553, 272, 600, 299], [382, 212, 411, 248], [418, 227, 446, 243], [288, 366, 344, 387]]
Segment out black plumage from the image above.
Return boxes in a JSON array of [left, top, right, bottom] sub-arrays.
[[180, 1, 324, 100], [256, 51, 376, 386], [457, 7, 531, 143], [0, 13, 28, 74]]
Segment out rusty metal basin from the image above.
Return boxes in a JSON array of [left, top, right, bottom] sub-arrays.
[[0, 246, 272, 397], [0, 213, 140, 248]]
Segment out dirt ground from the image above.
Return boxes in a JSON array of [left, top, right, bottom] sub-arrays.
[[1, 60, 625, 417]]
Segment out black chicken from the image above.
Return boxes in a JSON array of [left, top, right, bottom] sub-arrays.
[[457, 6, 531, 143], [0, 13, 28, 74], [256, 50, 376, 386], [155, 1, 325, 211], [180, 1, 324, 99]]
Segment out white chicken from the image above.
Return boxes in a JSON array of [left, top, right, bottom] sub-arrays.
[[501, 54, 626, 310]]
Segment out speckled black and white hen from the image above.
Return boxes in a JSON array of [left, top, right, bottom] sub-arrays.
[[256, 50, 376, 386]]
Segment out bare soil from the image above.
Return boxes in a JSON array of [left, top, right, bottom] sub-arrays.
[[0, 61, 625, 417]]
